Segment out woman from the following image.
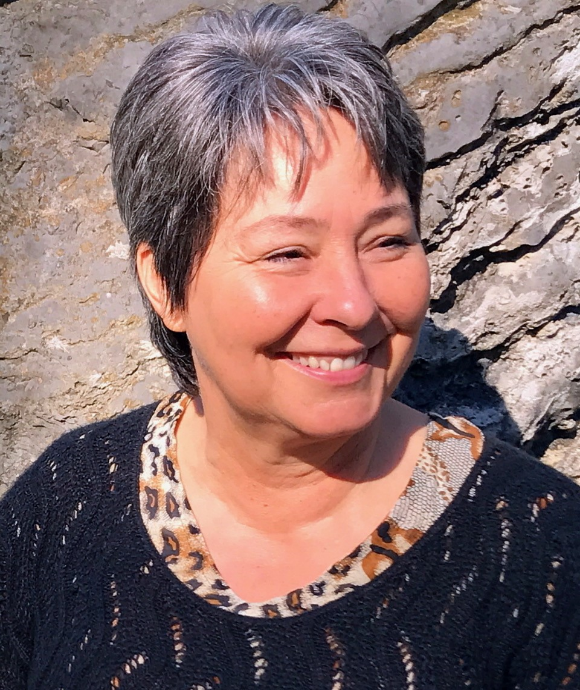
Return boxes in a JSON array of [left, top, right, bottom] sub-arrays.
[[1, 4, 579, 688]]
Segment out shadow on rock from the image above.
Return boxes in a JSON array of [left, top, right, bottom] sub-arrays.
[[395, 317, 522, 446]]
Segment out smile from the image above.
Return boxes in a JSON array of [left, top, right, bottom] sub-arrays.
[[290, 351, 367, 372], [280, 348, 372, 385]]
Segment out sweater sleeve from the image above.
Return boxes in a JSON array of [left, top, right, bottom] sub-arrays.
[[0, 458, 49, 689], [506, 492, 580, 689]]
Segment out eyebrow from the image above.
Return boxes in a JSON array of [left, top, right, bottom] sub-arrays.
[[240, 202, 414, 235], [362, 203, 414, 229]]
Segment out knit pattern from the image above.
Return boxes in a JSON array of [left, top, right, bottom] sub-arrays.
[[1, 403, 580, 689], [140, 392, 484, 617]]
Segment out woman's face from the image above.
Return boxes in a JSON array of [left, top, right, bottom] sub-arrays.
[[169, 111, 430, 440]]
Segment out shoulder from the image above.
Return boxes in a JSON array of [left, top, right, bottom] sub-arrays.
[[0, 400, 159, 579], [40, 401, 157, 468], [474, 436, 580, 558], [0, 401, 158, 515], [426, 413, 580, 530], [0, 402, 159, 673], [479, 435, 580, 502], [472, 440, 580, 684]]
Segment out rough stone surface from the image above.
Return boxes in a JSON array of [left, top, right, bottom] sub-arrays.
[[1, 0, 579, 495]]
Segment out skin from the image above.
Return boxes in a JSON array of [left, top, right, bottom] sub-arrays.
[[137, 111, 431, 601]]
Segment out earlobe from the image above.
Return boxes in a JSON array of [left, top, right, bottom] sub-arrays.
[[135, 243, 186, 332]]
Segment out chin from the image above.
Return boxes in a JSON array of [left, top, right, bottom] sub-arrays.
[[284, 399, 382, 441]]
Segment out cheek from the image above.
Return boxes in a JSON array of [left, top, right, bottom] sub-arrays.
[[191, 268, 310, 351], [374, 256, 430, 332]]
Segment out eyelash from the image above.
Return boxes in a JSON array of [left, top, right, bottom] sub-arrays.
[[265, 237, 409, 263], [265, 248, 305, 263], [377, 236, 409, 249]]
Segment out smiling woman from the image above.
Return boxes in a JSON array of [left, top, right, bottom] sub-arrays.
[[1, 4, 579, 689], [139, 112, 429, 448]]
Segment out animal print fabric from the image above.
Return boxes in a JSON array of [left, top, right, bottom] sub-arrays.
[[139, 392, 484, 618]]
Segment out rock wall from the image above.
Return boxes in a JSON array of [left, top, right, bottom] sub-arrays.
[[1, 0, 579, 495]]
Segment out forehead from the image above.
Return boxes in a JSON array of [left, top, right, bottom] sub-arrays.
[[217, 110, 408, 233]]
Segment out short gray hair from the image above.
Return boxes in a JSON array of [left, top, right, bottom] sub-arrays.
[[110, 3, 425, 395]]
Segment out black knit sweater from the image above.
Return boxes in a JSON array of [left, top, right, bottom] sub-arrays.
[[1, 403, 580, 689]]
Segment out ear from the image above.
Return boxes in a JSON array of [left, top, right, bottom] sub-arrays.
[[135, 243, 187, 332]]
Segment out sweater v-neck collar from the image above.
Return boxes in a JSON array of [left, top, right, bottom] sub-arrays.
[[133, 393, 485, 619]]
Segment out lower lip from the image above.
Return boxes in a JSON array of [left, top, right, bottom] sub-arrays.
[[281, 357, 371, 385]]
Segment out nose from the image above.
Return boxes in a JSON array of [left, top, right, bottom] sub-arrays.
[[310, 253, 379, 331]]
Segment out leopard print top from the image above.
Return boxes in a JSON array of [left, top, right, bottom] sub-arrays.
[[139, 392, 484, 618]]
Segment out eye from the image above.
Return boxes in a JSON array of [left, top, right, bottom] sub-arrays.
[[264, 248, 306, 263], [377, 236, 408, 249]]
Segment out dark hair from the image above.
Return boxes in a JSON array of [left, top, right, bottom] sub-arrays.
[[110, 3, 426, 395]]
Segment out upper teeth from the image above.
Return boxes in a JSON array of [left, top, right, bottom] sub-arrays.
[[291, 352, 366, 371]]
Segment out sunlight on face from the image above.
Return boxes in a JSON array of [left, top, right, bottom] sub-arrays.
[[180, 110, 431, 439]]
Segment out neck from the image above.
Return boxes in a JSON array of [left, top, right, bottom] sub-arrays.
[[175, 394, 426, 534]]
